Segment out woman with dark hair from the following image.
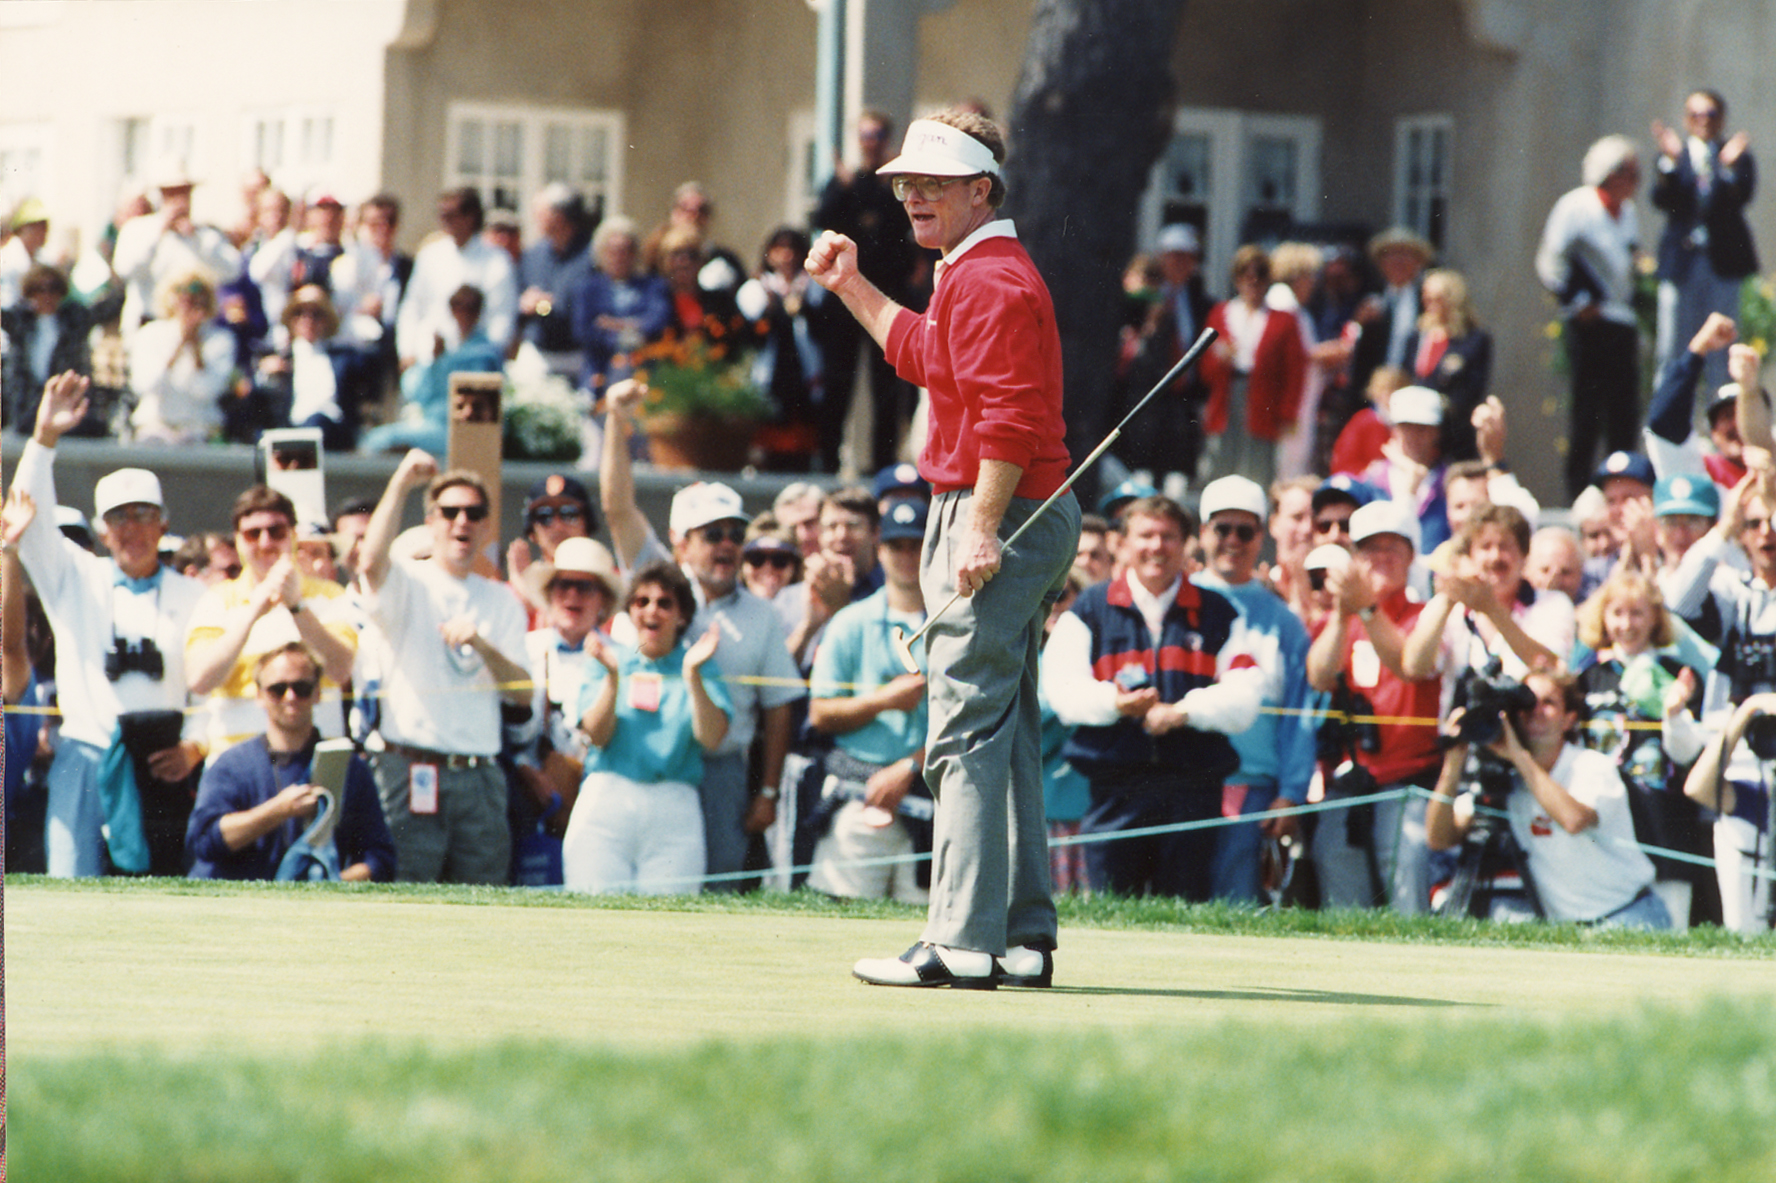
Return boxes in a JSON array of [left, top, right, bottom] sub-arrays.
[[3, 263, 125, 431], [560, 559, 730, 893], [1201, 245, 1308, 489], [736, 225, 834, 469]]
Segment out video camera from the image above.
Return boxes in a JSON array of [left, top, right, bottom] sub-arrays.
[[1448, 658, 1536, 749]]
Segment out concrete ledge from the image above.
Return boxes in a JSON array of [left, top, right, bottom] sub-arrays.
[[1, 433, 837, 550]]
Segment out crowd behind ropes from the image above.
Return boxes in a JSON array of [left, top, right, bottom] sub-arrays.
[[9, 91, 1776, 935]]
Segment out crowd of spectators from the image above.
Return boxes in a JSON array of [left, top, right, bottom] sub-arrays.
[[6, 92, 1776, 936]]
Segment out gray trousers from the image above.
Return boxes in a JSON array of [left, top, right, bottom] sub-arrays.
[[370, 748, 510, 885], [919, 487, 1080, 956], [699, 750, 749, 892]]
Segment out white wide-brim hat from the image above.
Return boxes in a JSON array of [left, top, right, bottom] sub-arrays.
[[877, 119, 1001, 179]]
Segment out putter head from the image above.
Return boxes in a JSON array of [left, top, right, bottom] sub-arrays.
[[890, 625, 922, 675]]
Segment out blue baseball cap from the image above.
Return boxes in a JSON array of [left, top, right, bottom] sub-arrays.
[[1098, 478, 1159, 519], [879, 497, 929, 543], [1311, 474, 1384, 514], [1653, 473, 1721, 519]]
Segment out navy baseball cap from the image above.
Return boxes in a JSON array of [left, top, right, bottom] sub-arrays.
[[1098, 478, 1159, 519], [879, 498, 929, 542], [1592, 451, 1655, 490], [526, 473, 597, 530], [1311, 474, 1384, 514], [872, 462, 930, 502]]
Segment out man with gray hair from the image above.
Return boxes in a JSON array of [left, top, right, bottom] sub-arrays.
[[1536, 134, 1644, 498], [518, 183, 595, 378]]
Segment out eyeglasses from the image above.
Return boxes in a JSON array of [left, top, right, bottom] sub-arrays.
[[103, 505, 162, 527], [890, 174, 978, 202], [291, 307, 325, 320], [696, 524, 746, 546], [238, 524, 290, 544], [745, 552, 796, 570], [435, 503, 489, 522], [1212, 522, 1259, 543], [1743, 518, 1775, 534], [261, 679, 317, 700], [1313, 517, 1352, 536], [552, 578, 602, 596], [630, 595, 677, 611], [1686, 106, 1722, 121], [530, 505, 584, 526]]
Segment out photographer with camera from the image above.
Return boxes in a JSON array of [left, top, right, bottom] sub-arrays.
[[9, 371, 208, 877], [1427, 670, 1671, 929], [1666, 470, 1776, 932], [1307, 500, 1446, 912]]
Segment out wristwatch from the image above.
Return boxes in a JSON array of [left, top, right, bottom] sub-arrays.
[[759, 786, 780, 801], [1357, 605, 1378, 622]]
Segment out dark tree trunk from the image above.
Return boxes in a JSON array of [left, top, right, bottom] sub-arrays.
[[1005, 0, 1187, 509]]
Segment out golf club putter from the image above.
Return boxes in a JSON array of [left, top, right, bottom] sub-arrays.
[[890, 325, 1220, 674]]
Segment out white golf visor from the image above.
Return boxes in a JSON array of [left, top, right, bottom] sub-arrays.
[[877, 119, 1001, 178]]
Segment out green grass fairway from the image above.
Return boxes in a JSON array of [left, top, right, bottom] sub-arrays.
[[13, 883, 1776, 1054], [11, 880, 1776, 1181]]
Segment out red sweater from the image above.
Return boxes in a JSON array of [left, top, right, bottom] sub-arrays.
[[1200, 299, 1308, 442], [885, 235, 1071, 499]]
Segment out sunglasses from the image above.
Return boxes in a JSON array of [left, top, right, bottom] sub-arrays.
[[261, 679, 317, 700], [435, 503, 489, 522], [745, 552, 796, 570], [890, 175, 977, 202], [630, 595, 678, 611], [552, 578, 602, 596], [1314, 517, 1352, 535], [1212, 522, 1259, 543], [103, 505, 163, 527], [696, 524, 746, 546], [530, 505, 584, 526], [238, 524, 290, 544]]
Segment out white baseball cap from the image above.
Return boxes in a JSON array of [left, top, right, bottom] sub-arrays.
[[1198, 475, 1268, 522], [1305, 543, 1352, 573], [876, 119, 1001, 179], [93, 468, 164, 520], [1388, 386, 1444, 427], [1157, 224, 1201, 255], [1349, 499, 1422, 554], [669, 481, 750, 536]]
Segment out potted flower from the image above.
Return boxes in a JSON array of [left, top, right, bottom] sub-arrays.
[[632, 328, 773, 471]]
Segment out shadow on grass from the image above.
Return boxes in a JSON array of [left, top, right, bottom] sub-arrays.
[[1033, 984, 1483, 1008]]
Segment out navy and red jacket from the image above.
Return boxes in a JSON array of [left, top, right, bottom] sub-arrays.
[[1060, 574, 1249, 782]]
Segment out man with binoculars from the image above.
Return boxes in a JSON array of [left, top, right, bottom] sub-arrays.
[[10, 371, 208, 876]]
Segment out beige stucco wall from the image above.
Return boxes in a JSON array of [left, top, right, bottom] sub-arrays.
[[380, 0, 819, 261], [0, 0, 402, 244]]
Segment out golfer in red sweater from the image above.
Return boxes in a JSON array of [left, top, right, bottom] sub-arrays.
[[808, 108, 1078, 989]]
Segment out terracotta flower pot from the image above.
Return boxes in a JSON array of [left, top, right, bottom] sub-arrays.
[[640, 411, 759, 472]]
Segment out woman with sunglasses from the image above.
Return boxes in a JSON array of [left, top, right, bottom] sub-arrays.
[[561, 560, 731, 894], [740, 521, 803, 602], [185, 484, 359, 759]]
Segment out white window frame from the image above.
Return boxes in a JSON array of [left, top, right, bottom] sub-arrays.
[[445, 103, 625, 220], [241, 107, 338, 194], [786, 108, 819, 223], [1140, 108, 1321, 288], [1393, 114, 1453, 252], [0, 122, 52, 216]]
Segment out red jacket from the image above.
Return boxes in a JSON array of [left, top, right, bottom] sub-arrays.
[[886, 234, 1071, 499], [1200, 300, 1308, 443]]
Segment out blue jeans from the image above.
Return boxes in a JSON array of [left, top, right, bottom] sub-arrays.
[[46, 738, 106, 878]]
